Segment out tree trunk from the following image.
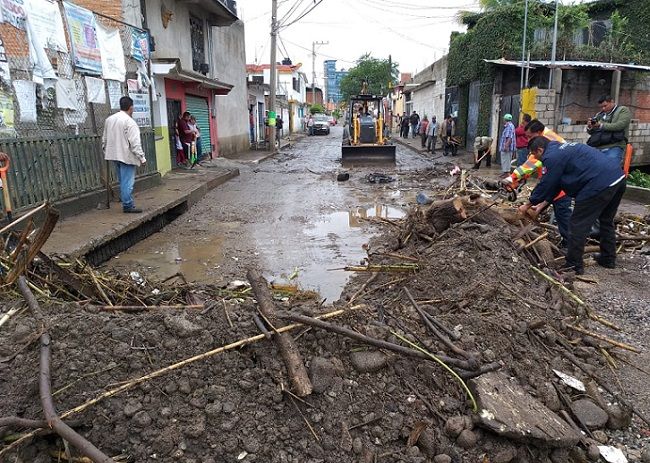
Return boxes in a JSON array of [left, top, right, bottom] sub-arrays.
[[425, 197, 467, 233], [247, 269, 313, 397]]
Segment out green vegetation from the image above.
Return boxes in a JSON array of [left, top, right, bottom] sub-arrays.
[[339, 54, 398, 102], [628, 170, 650, 189], [332, 109, 341, 119], [309, 104, 325, 114]]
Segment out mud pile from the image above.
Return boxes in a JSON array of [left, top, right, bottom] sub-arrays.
[[0, 199, 646, 463]]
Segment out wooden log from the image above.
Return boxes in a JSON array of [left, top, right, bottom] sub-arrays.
[[425, 197, 467, 233], [247, 269, 313, 397], [533, 239, 555, 266]]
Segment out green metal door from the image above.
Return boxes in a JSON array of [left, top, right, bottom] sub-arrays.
[[185, 95, 212, 156]]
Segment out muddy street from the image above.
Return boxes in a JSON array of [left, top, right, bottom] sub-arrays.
[[108, 127, 433, 302]]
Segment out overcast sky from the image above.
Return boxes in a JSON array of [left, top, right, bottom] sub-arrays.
[[240, 0, 482, 86]]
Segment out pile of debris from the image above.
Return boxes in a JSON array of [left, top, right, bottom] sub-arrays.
[[0, 190, 648, 463]]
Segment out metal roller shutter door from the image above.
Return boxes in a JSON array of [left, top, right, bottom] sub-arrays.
[[185, 95, 212, 156]]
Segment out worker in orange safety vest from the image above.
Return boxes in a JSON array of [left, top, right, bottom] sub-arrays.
[[501, 119, 572, 244]]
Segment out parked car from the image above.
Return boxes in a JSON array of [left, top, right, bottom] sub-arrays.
[[313, 115, 330, 135]]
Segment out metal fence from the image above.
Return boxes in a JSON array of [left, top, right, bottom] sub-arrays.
[[0, 2, 156, 212]]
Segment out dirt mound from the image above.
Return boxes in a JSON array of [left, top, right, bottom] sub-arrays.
[[0, 195, 647, 463]]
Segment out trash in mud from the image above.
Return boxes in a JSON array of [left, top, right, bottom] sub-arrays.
[[365, 172, 395, 183]]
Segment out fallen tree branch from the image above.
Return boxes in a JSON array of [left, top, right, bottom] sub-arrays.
[[247, 269, 312, 397], [40, 334, 116, 463], [566, 325, 640, 353], [0, 305, 368, 458], [97, 304, 204, 312]]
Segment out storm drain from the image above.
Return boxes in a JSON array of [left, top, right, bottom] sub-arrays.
[[84, 201, 189, 266]]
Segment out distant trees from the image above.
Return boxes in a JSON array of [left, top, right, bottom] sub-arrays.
[[339, 54, 399, 102]]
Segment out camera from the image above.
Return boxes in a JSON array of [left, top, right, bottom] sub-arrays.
[[589, 117, 597, 125]]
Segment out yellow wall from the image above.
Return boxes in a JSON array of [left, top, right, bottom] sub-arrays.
[[154, 126, 172, 175], [520, 87, 538, 121]]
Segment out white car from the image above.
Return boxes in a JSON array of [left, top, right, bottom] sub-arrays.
[[312, 115, 330, 135]]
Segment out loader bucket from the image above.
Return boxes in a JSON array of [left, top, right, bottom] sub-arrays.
[[341, 144, 396, 163]]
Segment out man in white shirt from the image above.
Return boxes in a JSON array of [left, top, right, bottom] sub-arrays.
[[102, 96, 146, 213]]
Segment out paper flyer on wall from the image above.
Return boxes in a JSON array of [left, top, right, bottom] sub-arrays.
[[0, 37, 11, 85], [0, 91, 15, 136], [62, 80, 87, 125], [62, 1, 102, 74], [106, 79, 122, 109], [24, 0, 67, 52], [55, 78, 78, 109], [1, 0, 27, 30], [26, 14, 57, 85], [130, 29, 149, 63], [12, 80, 37, 122], [96, 22, 126, 82], [84, 75, 105, 104], [128, 92, 150, 127]]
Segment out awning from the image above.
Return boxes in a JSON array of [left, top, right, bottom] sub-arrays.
[[152, 59, 234, 94], [484, 58, 650, 72]]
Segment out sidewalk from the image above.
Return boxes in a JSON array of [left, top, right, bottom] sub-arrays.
[[223, 133, 307, 164], [43, 164, 239, 258]]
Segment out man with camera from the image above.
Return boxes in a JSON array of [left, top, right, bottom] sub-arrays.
[[586, 95, 631, 164]]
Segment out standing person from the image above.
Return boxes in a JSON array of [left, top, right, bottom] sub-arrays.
[[249, 109, 255, 144], [177, 111, 194, 167], [515, 113, 532, 166], [440, 115, 456, 156], [400, 114, 410, 138], [499, 113, 516, 176], [276, 115, 284, 142], [102, 96, 146, 214], [189, 115, 202, 165], [586, 94, 631, 164], [409, 111, 420, 138], [419, 116, 429, 148], [307, 114, 314, 136], [426, 116, 437, 153], [519, 137, 625, 274]]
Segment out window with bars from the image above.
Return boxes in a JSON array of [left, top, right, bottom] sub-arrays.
[[190, 16, 205, 73]]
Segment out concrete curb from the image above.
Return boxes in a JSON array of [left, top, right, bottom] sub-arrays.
[[43, 168, 240, 258], [624, 185, 650, 205]]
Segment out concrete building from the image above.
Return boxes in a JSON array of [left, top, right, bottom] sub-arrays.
[[410, 57, 448, 125], [246, 62, 308, 134], [146, 0, 246, 173], [323, 59, 347, 105], [306, 86, 323, 106]]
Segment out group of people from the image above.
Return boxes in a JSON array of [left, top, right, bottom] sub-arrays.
[[501, 94, 631, 275], [397, 112, 458, 156], [175, 111, 204, 168]]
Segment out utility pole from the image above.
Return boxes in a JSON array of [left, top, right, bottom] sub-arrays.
[[519, 0, 529, 92], [311, 40, 328, 108], [549, 0, 559, 90], [269, 0, 278, 152]]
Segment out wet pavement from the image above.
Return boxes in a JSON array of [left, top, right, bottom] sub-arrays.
[[107, 126, 436, 303]]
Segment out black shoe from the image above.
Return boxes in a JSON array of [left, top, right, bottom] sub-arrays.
[[123, 207, 143, 214], [594, 254, 615, 269]]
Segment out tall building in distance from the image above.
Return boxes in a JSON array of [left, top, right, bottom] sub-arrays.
[[323, 59, 348, 105]]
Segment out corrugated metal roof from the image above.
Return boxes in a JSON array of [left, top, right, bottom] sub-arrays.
[[484, 58, 650, 72]]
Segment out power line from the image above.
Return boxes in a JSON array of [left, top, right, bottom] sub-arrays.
[[278, 0, 307, 25], [280, 0, 325, 29]]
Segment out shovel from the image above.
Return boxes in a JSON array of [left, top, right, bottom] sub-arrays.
[[0, 152, 12, 221]]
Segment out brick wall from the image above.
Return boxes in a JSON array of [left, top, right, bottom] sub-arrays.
[[532, 88, 556, 127], [72, 0, 123, 20], [558, 122, 650, 166]]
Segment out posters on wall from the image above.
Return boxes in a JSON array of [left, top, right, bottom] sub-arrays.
[[0, 91, 14, 136], [55, 78, 77, 109], [23, 0, 67, 52], [84, 75, 105, 104], [0, 37, 11, 85], [96, 22, 125, 82], [62, 1, 101, 74], [62, 78, 86, 125], [130, 29, 149, 63], [1, 0, 27, 30], [106, 79, 121, 109], [12, 80, 36, 122], [128, 92, 150, 127], [26, 14, 57, 84]]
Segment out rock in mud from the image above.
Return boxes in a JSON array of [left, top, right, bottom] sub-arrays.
[[641, 446, 650, 463], [470, 372, 580, 448], [587, 444, 601, 461], [349, 350, 388, 373], [309, 356, 343, 393], [433, 455, 452, 463], [132, 410, 152, 427], [163, 314, 202, 337], [493, 447, 517, 463], [123, 400, 143, 417], [537, 382, 562, 412], [570, 399, 609, 429], [456, 429, 478, 449], [606, 404, 632, 430], [416, 428, 437, 457], [444, 416, 465, 438]]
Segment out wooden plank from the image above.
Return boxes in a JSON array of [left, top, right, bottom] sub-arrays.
[[470, 372, 580, 449]]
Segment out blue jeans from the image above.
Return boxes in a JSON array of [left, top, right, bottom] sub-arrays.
[[552, 195, 572, 244], [114, 161, 136, 211], [600, 146, 624, 164], [516, 148, 528, 167]]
